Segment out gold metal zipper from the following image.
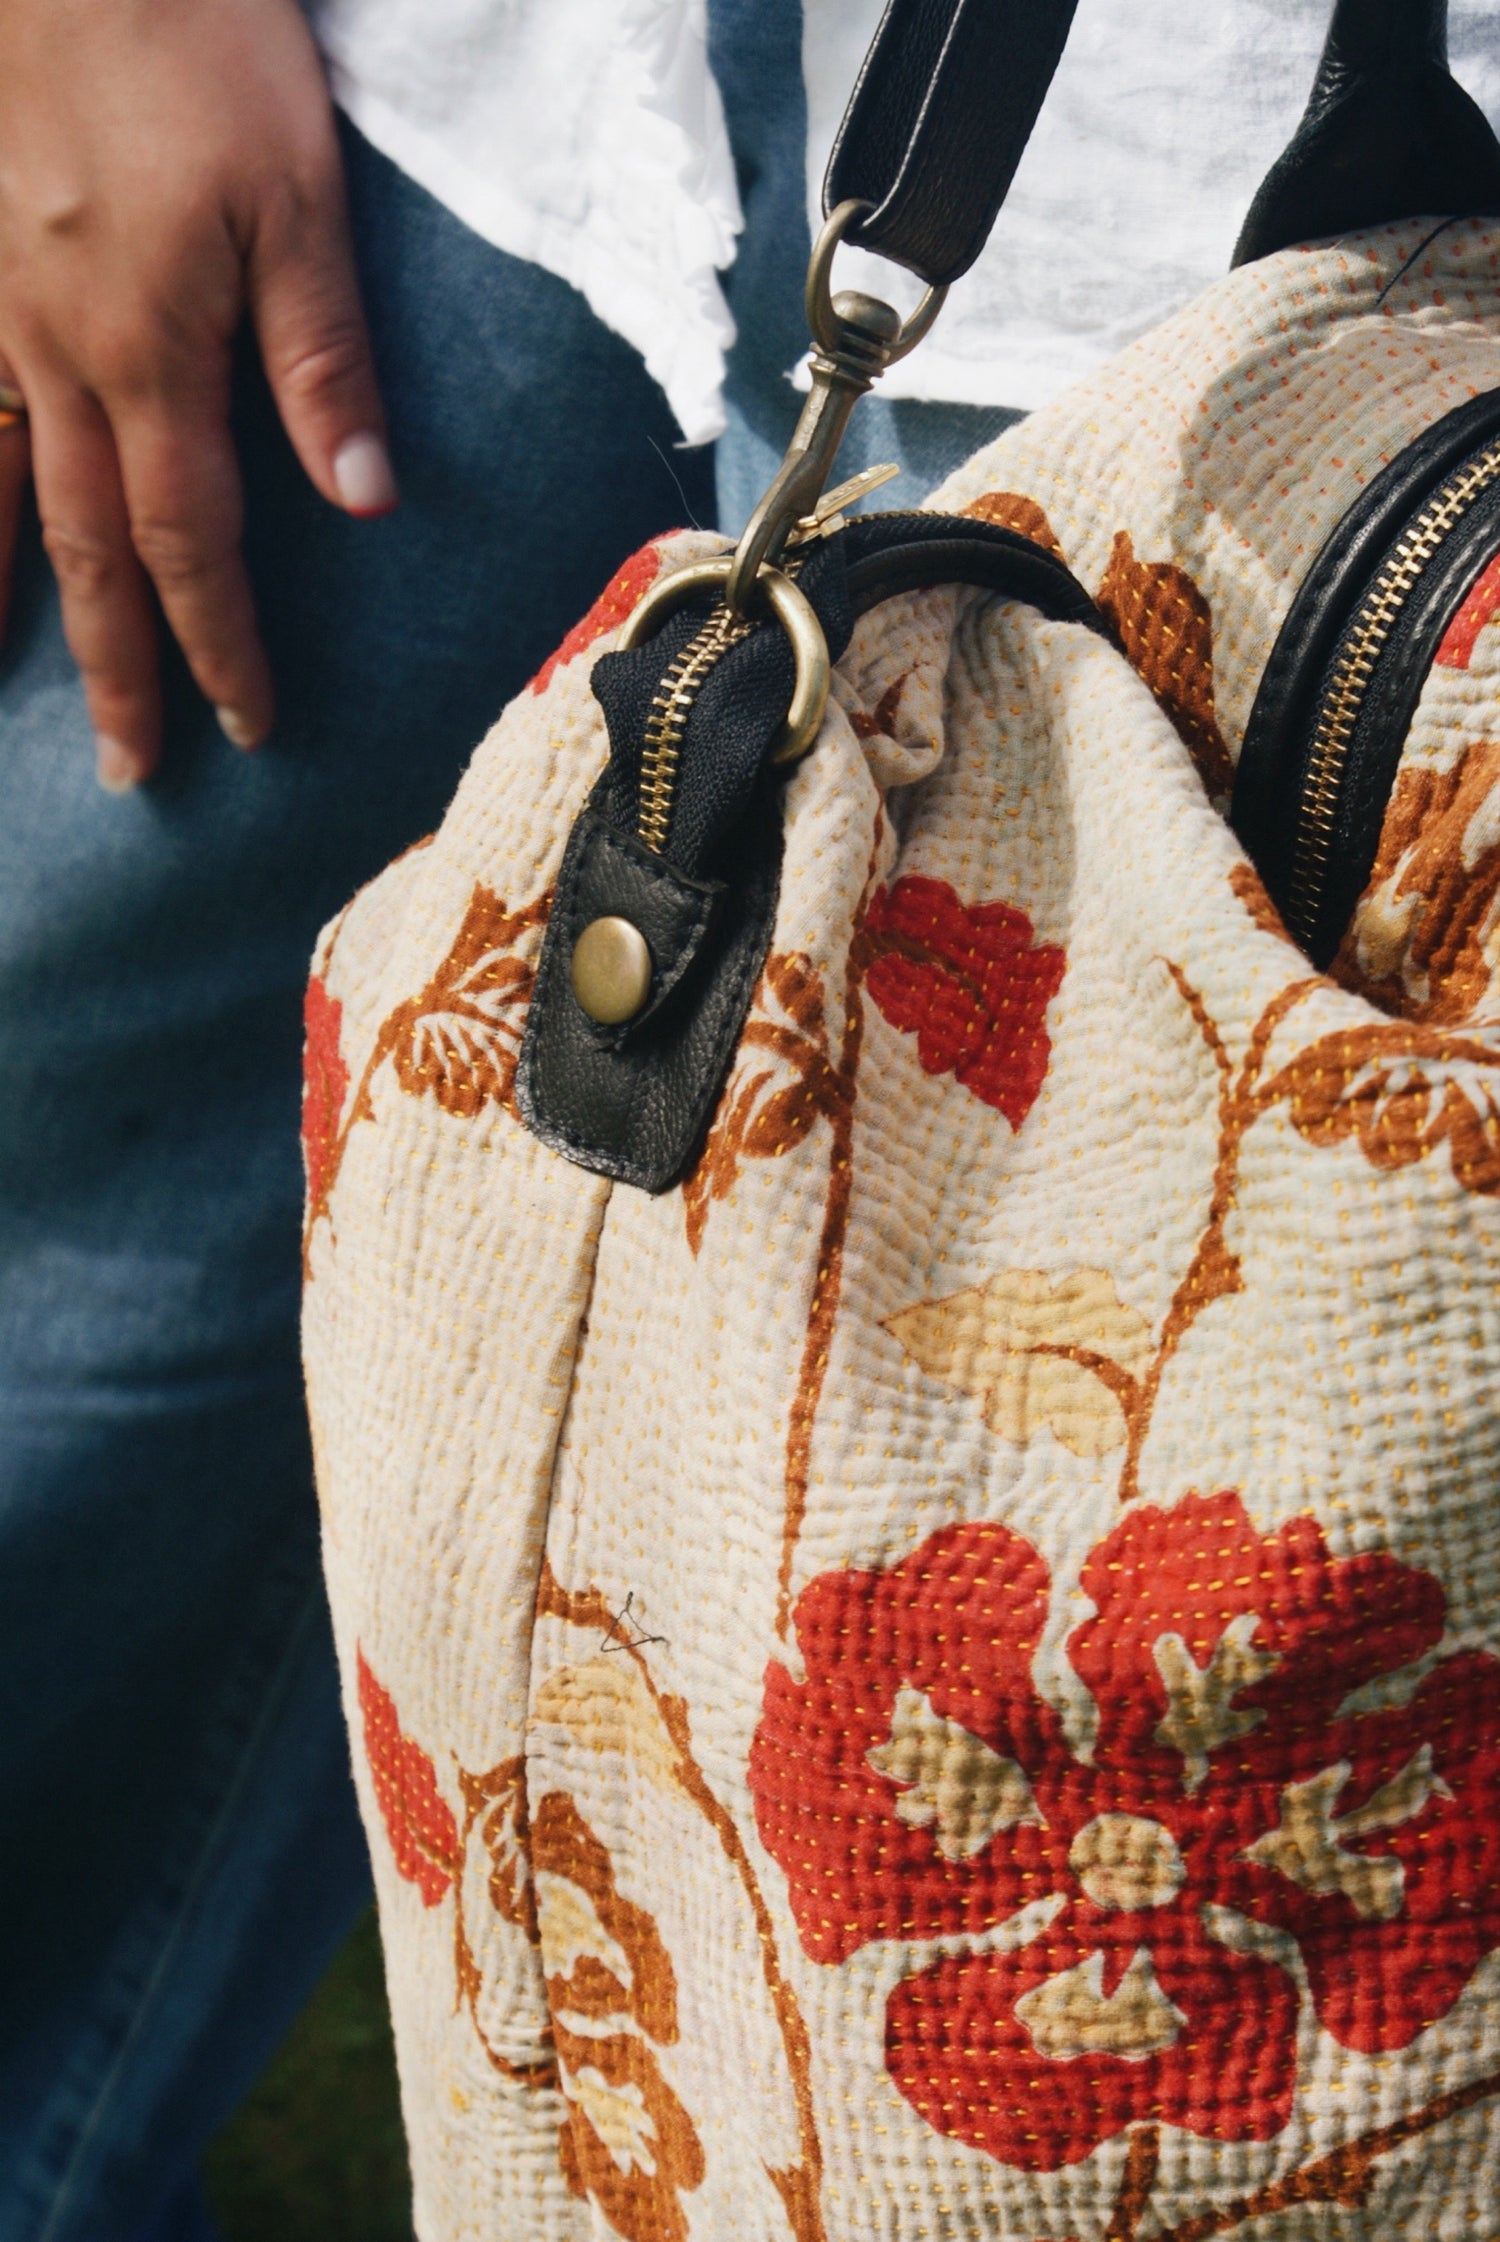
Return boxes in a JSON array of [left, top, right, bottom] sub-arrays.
[[630, 482, 887, 855], [1288, 438, 1500, 944], [637, 603, 757, 852]]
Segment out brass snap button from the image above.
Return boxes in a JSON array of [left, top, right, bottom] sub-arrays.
[[570, 915, 652, 1025]]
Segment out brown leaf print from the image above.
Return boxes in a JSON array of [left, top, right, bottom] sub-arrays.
[[535, 1563, 829, 2241], [1114, 967, 1318, 1505], [848, 672, 910, 742], [531, 1659, 682, 1795], [1264, 1018, 1500, 1196], [459, 1755, 538, 1944], [302, 882, 551, 1272], [1229, 861, 1293, 944], [1097, 531, 1235, 804], [1335, 741, 1500, 1023], [355, 1656, 557, 2083], [532, 1791, 705, 2242], [683, 950, 843, 1254], [961, 490, 1065, 559], [1108, 2127, 1161, 2242], [886, 1268, 1152, 1458], [389, 885, 549, 1119], [1149, 2068, 1500, 2242], [532, 1792, 679, 2044], [554, 2018, 706, 2242]]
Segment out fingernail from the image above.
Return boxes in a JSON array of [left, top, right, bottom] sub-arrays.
[[332, 431, 398, 516], [216, 705, 264, 750], [96, 737, 138, 794]]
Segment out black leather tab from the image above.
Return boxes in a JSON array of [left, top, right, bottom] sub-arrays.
[[562, 818, 724, 1040], [1233, 0, 1500, 267], [515, 782, 781, 1190], [517, 516, 1102, 1192], [825, 0, 1078, 286]]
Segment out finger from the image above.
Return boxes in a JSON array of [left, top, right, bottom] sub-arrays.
[[113, 397, 274, 750], [0, 378, 31, 651], [28, 381, 164, 790], [249, 151, 396, 518]]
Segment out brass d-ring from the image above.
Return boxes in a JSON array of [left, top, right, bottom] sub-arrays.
[[617, 560, 740, 651], [762, 567, 832, 764], [805, 199, 947, 366], [619, 557, 830, 766]]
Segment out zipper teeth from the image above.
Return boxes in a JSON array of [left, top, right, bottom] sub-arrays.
[[637, 604, 755, 852], [1288, 440, 1500, 945]]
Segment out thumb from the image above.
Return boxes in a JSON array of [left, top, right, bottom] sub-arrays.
[[247, 153, 397, 519]]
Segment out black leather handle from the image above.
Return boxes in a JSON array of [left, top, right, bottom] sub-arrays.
[[823, 0, 1078, 287], [1234, 0, 1500, 265], [824, 0, 1500, 297]]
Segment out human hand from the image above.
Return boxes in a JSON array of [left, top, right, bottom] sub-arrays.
[[0, 387, 27, 665], [0, 0, 395, 790]]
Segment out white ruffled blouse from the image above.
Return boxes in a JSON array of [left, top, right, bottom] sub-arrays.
[[310, 0, 1500, 447]]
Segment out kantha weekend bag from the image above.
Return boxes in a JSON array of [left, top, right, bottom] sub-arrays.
[[302, 4, 1500, 2234]]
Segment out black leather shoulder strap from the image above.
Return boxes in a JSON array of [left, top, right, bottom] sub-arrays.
[[823, 0, 1078, 287], [1234, 0, 1500, 265]]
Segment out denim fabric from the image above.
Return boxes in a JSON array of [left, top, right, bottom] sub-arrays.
[[0, 114, 711, 2242], [708, 0, 1023, 535]]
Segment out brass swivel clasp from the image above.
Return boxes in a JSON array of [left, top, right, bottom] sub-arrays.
[[723, 199, 946, 615], [613, 197, 948, 842]]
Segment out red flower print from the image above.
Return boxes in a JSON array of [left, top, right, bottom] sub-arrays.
[[862, 876, 1065, 1127], [352, 1656, 558, 2088], [302, 976, 349, 1207], [749, 1493, 1500, 2171], [1437, 550, 1500, 670], [357, 1650, 461, 1907], [529, 542, 666, 695]]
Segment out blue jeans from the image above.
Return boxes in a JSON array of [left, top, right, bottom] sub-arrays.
[[0, 115, 712, 2242], [0, 16, 1015, 2238]]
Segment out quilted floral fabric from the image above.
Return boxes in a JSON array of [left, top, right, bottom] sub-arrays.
[[303, 220, 1500, 2242]]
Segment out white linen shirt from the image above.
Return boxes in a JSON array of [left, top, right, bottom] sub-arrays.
[[309, 0, 1500, 445]]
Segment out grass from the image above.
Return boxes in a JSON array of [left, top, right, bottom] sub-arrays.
[[205, 1909, 413, 2242]]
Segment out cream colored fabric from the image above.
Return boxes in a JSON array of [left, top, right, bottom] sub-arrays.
[[303, 224, 1500, 2242]]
